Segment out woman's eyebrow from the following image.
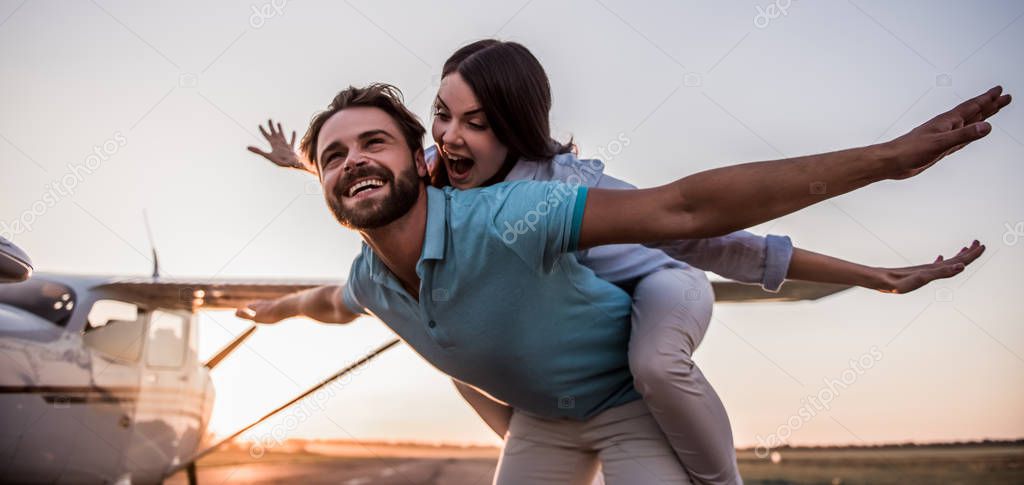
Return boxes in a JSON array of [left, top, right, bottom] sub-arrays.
[[435, 95, 483, 116]]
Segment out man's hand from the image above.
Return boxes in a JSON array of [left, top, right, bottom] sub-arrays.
[[883, 86, 1012, 180], [236, 285, 358, 325], [236, 297, 297, 324], [875, 240, 986, 294], [246, 119, 313, 173]]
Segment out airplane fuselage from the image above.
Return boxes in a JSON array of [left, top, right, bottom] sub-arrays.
[[0, 274, 214, 484]]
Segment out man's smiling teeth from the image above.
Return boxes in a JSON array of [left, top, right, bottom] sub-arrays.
[[348, 178, 385, 197]]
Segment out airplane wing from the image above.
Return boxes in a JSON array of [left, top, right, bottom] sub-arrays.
[[710, 280, 851, 302], [93, 277, 851, 311], [93, 277, 342, 311]]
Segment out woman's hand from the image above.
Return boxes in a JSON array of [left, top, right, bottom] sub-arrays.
[[246, 119, 313, 172], [882, 86, 1011, 180], [874, 240, 986, 294]]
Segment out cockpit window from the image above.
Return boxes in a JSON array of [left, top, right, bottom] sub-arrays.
[[147, 310, 187, 368], [87, 300, 139, 331], [0, 279, 76, 327]]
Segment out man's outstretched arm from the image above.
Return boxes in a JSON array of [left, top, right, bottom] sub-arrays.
[[578, 86, 1011, 249], [236, 285, 358, 324]]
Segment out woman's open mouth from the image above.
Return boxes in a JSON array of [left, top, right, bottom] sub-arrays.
[[447, 156, 475, 182]]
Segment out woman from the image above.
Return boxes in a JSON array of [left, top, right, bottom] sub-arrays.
[[247, 40, 984, 484]]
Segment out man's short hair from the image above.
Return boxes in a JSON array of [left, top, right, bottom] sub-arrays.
[[301, 83, 426, 170]]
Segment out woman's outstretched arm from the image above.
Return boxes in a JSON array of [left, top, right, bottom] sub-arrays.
[[786, 241, 985, 294]]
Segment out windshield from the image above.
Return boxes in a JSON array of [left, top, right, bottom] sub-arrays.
[[0, 279, 76, 327]]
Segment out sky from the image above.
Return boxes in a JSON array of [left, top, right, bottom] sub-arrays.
[[1, 0, 1022, 449]]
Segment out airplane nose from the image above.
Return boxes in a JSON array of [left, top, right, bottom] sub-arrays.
[[0, 235, 33, 283]]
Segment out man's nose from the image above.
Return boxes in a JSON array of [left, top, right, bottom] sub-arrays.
[[342, 156, 368, 172]]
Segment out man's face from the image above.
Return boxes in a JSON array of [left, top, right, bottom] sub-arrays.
[[316, 107, 427, 230]]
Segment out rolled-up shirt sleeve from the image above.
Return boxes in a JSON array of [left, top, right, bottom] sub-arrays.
[[762, 234, 794, 291], [645, 232, 794, 291]]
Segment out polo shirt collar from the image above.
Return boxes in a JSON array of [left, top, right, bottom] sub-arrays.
[[421, 186, 447, 262], [367, 187, 447, 292]]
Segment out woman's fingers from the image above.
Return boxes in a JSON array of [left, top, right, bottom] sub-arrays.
[[247, 146, 271, 159], [953, 241, 986, 266], [891, 240, 985, 293]]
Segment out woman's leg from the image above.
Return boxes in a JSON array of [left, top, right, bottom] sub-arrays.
[[493, 409, 600, 485], [628, 266, 743, 485]]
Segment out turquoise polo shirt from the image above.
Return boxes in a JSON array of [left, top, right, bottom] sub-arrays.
[[343, 181, 640, 420]]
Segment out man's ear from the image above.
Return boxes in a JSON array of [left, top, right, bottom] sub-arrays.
[[414, 148, 428, 178]]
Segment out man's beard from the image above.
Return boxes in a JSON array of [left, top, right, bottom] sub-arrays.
[[327, 163, 421, 230]]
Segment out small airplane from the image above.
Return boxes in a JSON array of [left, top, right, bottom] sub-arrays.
[[0, 235, 850, 484]]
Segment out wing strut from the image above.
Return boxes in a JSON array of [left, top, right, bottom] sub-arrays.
[[203, 325, 258, 370], [165, 338, 402, 479]]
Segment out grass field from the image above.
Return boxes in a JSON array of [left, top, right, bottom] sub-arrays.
[[735, 445, 1024, 485]]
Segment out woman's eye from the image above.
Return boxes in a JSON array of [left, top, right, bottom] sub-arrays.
[[468, 122, 486, 130], [434, 111, 451, 120], [367, 138, 383, 147]]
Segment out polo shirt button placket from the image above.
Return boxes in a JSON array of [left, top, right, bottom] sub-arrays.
[[428, 320, 437, 328]]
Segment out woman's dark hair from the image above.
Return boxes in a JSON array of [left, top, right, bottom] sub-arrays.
[[431, 39, 573, 188]]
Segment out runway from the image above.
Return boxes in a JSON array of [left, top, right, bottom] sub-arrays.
[[163, 444, 1024, 484], [165, 456, 498, 484]]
